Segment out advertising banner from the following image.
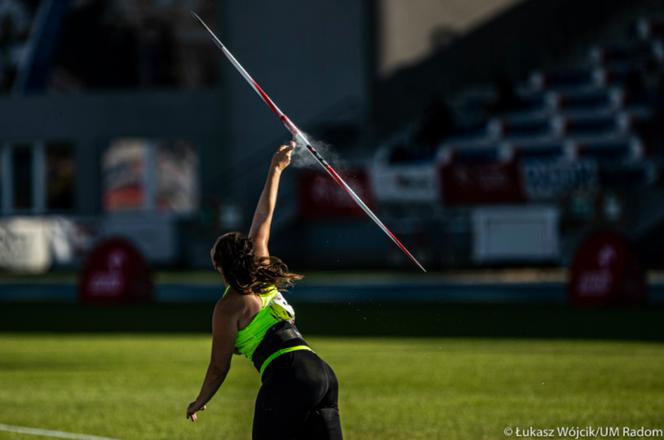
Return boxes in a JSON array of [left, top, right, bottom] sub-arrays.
[[0, 218, 51, 273], [569, 230, 647, 307], [79, 237, 154, 304], [520, 160, 598, 201], [369, 163, 439, 203], [472, 206, 560, 263], [439, 161, 525, 205], [298, 169, 374, 219]]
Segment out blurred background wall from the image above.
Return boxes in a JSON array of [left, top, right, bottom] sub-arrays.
[[0, 0, 663, 276]]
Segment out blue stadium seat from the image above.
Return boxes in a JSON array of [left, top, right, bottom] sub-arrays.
[[636, 17, 664, 40], [498, 115, 552, 139], [589, 40, 660, 66], [575, 137, 640, 162], [530, 68, 596, 90], [561, 114, 619, 136], [620, 90, 650, 109], [498, 93, 554, 120], [599, 65, 642, 86], [599, 162, 656, 187], [557, 90, 613, 111], [447, 145, 504, 164], [453, 90, 495, 119], [446, 120, 492, 142], [512, 142, 567, 161]]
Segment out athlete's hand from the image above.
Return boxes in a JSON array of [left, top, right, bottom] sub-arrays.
[[186, 400, 206, 422], [271, 141, 296, 172]]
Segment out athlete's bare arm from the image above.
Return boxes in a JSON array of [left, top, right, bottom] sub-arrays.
[[248, 142, 296, 257], [186, 297, 241, 422]]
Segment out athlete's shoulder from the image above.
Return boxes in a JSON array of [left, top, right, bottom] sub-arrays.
[[215, 290, 245, 317]]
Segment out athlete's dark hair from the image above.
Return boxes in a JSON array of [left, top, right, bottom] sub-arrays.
[[210, 232, 303, 294]]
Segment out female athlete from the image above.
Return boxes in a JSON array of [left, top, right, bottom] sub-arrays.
[[186, 141, 343, 439]]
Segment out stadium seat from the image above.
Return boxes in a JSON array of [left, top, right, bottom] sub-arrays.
[[512, 142, 568, 161], [445, 120, 493, 143], [599, 162, 657, 187], [575, 137, 642, 162], [619, 112, 653, 140], [636, 17, 664, 40], [444, 145, 506, 164], [496, 115, 553, 140], [620, 90, 650, 109], [557, 89, 614, 111], [598, 65, 643, 87], [589, 40, 661, 67], [452, 89, 495, 119], [530, 68, 596, 91], [558, 114, 620, 137]]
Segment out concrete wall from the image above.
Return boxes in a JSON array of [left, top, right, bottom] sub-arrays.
[[378, 0, 519, 76]]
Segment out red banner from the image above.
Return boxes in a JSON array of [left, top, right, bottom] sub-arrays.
[[439, 161, 525, 205], [78, 237, 154, 304], [298, 169, 374, 219], [569, 230, 647, 307]]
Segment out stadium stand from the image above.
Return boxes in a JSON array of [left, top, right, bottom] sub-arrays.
[[379, 16, 662, 167], [367, 15, 664, 267]]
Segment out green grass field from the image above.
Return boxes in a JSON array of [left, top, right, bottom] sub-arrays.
[[1, 334, 663, 440]]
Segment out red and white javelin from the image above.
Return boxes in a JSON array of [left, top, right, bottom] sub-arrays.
[[192, 12, 426, 272]]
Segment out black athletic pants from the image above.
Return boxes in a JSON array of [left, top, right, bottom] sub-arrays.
[[253, 350, 342, 440]]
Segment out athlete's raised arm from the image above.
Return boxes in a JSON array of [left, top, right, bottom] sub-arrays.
[[248, 141, 296, 257]]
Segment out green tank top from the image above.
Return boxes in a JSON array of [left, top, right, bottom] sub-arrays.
[[224, 285, 312, 376]]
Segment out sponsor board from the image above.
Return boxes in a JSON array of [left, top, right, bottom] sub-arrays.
[[79, 237, 154, 304], [369, 163, 439, 203], [298, 169, 375, 219], [521, 159, 598, 201], [569, 230, 647, 307], [0, 218, 50, 273], [472, 206, 560, 263], [439, 161, 525, 205]]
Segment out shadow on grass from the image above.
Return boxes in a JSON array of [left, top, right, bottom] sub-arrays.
[[0, 302, 663, 341]]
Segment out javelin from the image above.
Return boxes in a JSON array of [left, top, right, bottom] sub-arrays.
[[192, 12, 426, 272]]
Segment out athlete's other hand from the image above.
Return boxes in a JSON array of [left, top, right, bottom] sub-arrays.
[[186, 400, 206, 422], [271, 141, 296, 172]]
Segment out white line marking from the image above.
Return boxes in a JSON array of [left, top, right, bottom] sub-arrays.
[[0, 423, 119, 440]]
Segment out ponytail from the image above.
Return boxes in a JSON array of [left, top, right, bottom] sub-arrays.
[[210, 232, 303, 293]]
